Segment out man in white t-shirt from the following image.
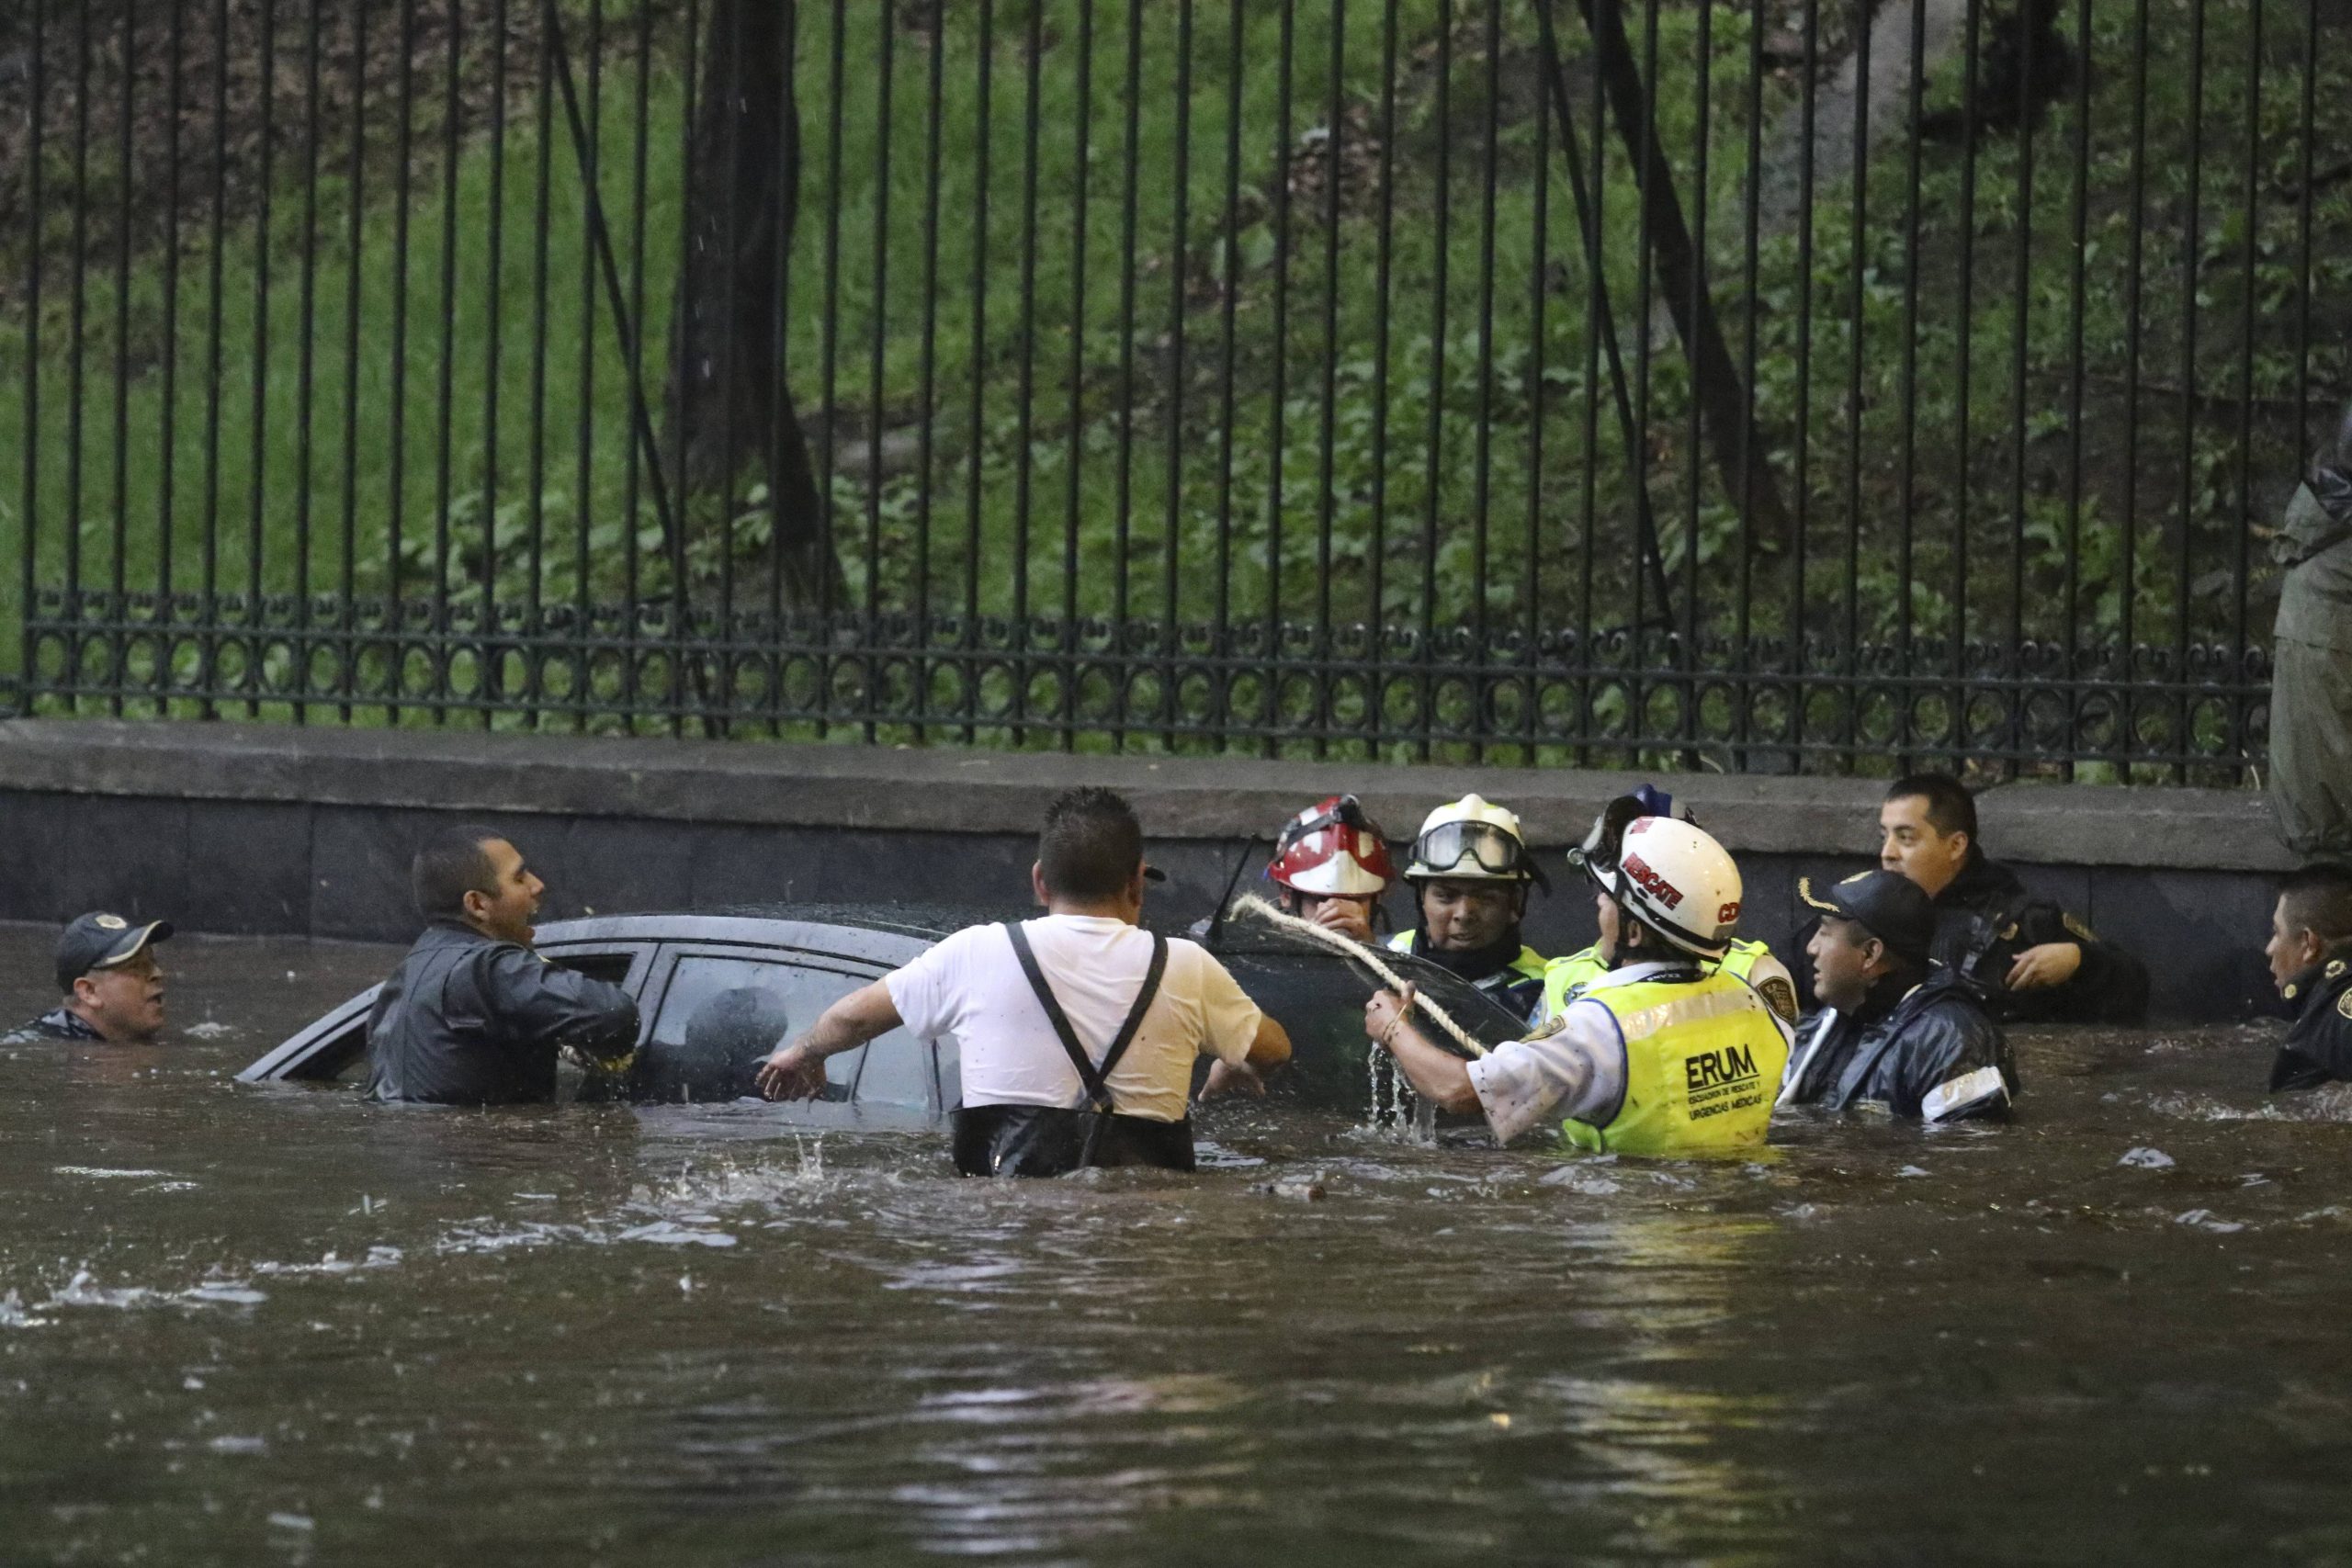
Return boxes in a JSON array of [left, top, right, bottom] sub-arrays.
[[755, 786, 1291, 1176]]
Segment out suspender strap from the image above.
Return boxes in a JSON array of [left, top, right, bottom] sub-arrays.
[[1002, 923, 1170, 1114]]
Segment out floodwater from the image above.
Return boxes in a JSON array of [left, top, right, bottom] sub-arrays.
[[2, 924, 2350, 1566]]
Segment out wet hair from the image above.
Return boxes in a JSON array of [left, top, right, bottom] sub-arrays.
[[1037, 786, 1145, 899], [413, 825, 505, 920], [2278, 864, 2352, 947], [1886, 773, 1978, 843]]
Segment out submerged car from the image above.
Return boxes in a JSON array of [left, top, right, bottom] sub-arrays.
[[237, 905, 1527, 1113]]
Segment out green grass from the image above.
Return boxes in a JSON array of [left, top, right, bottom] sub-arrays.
[[1, 0, 2342, 763]]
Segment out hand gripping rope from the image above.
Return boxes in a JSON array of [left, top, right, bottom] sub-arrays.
[[1227, 895, 1491, 1058]]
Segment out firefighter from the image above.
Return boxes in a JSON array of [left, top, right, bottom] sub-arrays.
[[1365, 816, 1792, 1156], [1385, 795, 1549, 1020], [1260, 795, 1399, 944]]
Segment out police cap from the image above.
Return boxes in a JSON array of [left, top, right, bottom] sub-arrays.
[[55, 912, 174, 994], [1799, 870, 1935, 970]]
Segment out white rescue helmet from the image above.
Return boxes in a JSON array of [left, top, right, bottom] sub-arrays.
[[1612, 815, 1744, 961], [1405, 794, 1541, 886]]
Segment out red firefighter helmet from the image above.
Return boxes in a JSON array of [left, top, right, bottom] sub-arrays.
[[1266, 795, 1398, 898]]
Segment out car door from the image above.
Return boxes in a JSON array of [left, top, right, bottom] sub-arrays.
[[632, 943, 944, 1115], [236, 942, 659, 1084]]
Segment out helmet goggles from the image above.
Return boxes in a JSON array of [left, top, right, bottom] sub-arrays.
[[1411, 819, 1532, 882], [1566, 784, 1685, 889], [1282, 794, 1373, 851]]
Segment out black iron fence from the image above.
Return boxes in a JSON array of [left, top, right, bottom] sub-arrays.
[[3, 0, 2335, 777]]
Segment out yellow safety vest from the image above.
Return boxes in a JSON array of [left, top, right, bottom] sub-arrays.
[[1559, 969, 1792, 1156], [1540, 938, 1779, 1023]]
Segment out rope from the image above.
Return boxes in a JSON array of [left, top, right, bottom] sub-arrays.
[[1227, 895, 1492, 1058]]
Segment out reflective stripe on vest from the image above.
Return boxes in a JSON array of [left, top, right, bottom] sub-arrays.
[[1540, 938, 1773, 1025], [1560, 969, 1791, 1156]]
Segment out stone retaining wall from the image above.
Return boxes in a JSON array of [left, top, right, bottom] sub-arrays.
[[0, 719, 2296, 1021]]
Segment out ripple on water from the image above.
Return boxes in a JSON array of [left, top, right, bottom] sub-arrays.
[[0, 924, 2346, 1563]]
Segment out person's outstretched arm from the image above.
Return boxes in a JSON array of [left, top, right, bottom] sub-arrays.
[[1363, 985, 1481, 1113], [482, 947, 640, 1061], [756, 981, 903, 1100], [1364, 984, 1625, 1143]]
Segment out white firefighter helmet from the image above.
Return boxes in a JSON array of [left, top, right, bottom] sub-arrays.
[[1266, 795, 1398, 897], [1404, 795, 1538, 885], [1611, 815, 1744, 961]]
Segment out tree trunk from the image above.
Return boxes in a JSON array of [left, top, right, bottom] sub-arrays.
[[662, 0, 842, 616]]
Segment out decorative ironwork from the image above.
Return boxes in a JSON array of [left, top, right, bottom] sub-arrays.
[[6, 0, 2313, 779]]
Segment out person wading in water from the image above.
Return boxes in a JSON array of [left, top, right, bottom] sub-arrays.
[[755, 786, 1290, 1177], [1364, 817, 1793, 1156]]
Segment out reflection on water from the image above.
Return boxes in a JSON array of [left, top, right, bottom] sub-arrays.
[[2, 923, 2351, 1562]]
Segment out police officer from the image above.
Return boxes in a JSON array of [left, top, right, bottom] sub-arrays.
[[14, 913, 173, 1043], [1385, 795, 1549, 1020], [364, 826, 640, 1105], [1364, 817, 1792, 1156], [1544, 784, 1799, 1026], [1780, 870, 2017, 1122], [1261, 795, 1398, 943], [1784, 773, 2150, 1025], [2263, 864, 2352, 1091]]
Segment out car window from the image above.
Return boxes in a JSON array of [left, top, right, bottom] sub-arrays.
[[643, 953, 933, 1110], [546, 952, 635, 987]]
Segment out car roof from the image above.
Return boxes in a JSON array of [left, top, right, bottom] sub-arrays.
[[534, 902, 1033, 953]]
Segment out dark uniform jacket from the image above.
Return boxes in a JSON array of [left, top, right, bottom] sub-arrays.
[[1781, 971, 2018, 1122], [1925, 851, 2149, 1025], [1390, 927, 1547, 1022], [2268, 953, 2352, 1091], [364, 920, 640, 1105], [14, 1008, 105, 1042]]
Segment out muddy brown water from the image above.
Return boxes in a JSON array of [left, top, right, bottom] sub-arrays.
[[1, 923, 2349, 1564]]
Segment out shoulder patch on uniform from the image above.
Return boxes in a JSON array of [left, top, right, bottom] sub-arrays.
[[2338, 989, 2352, 1021], [1522, 1012, 1569, 1042], [1757, 976, 1799, 1025], [2063, 912, 2097, 942]]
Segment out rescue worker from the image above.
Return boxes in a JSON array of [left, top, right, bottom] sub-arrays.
[[2263, 864, 2352, 1091], [1545, 784, 1799, 1026], [2267, 402, 2352, 862], [12, 912, 172, 1043], [755, 786, 1291, 1177], [1782, 773, 2149, 1024], [364, 827, 640, 1105], [1780, 870, 2017, 1122], [1363, 816, 1792, 1156], [1385, 795, 1549, 1021], [1261, 794, 1397, 943]]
